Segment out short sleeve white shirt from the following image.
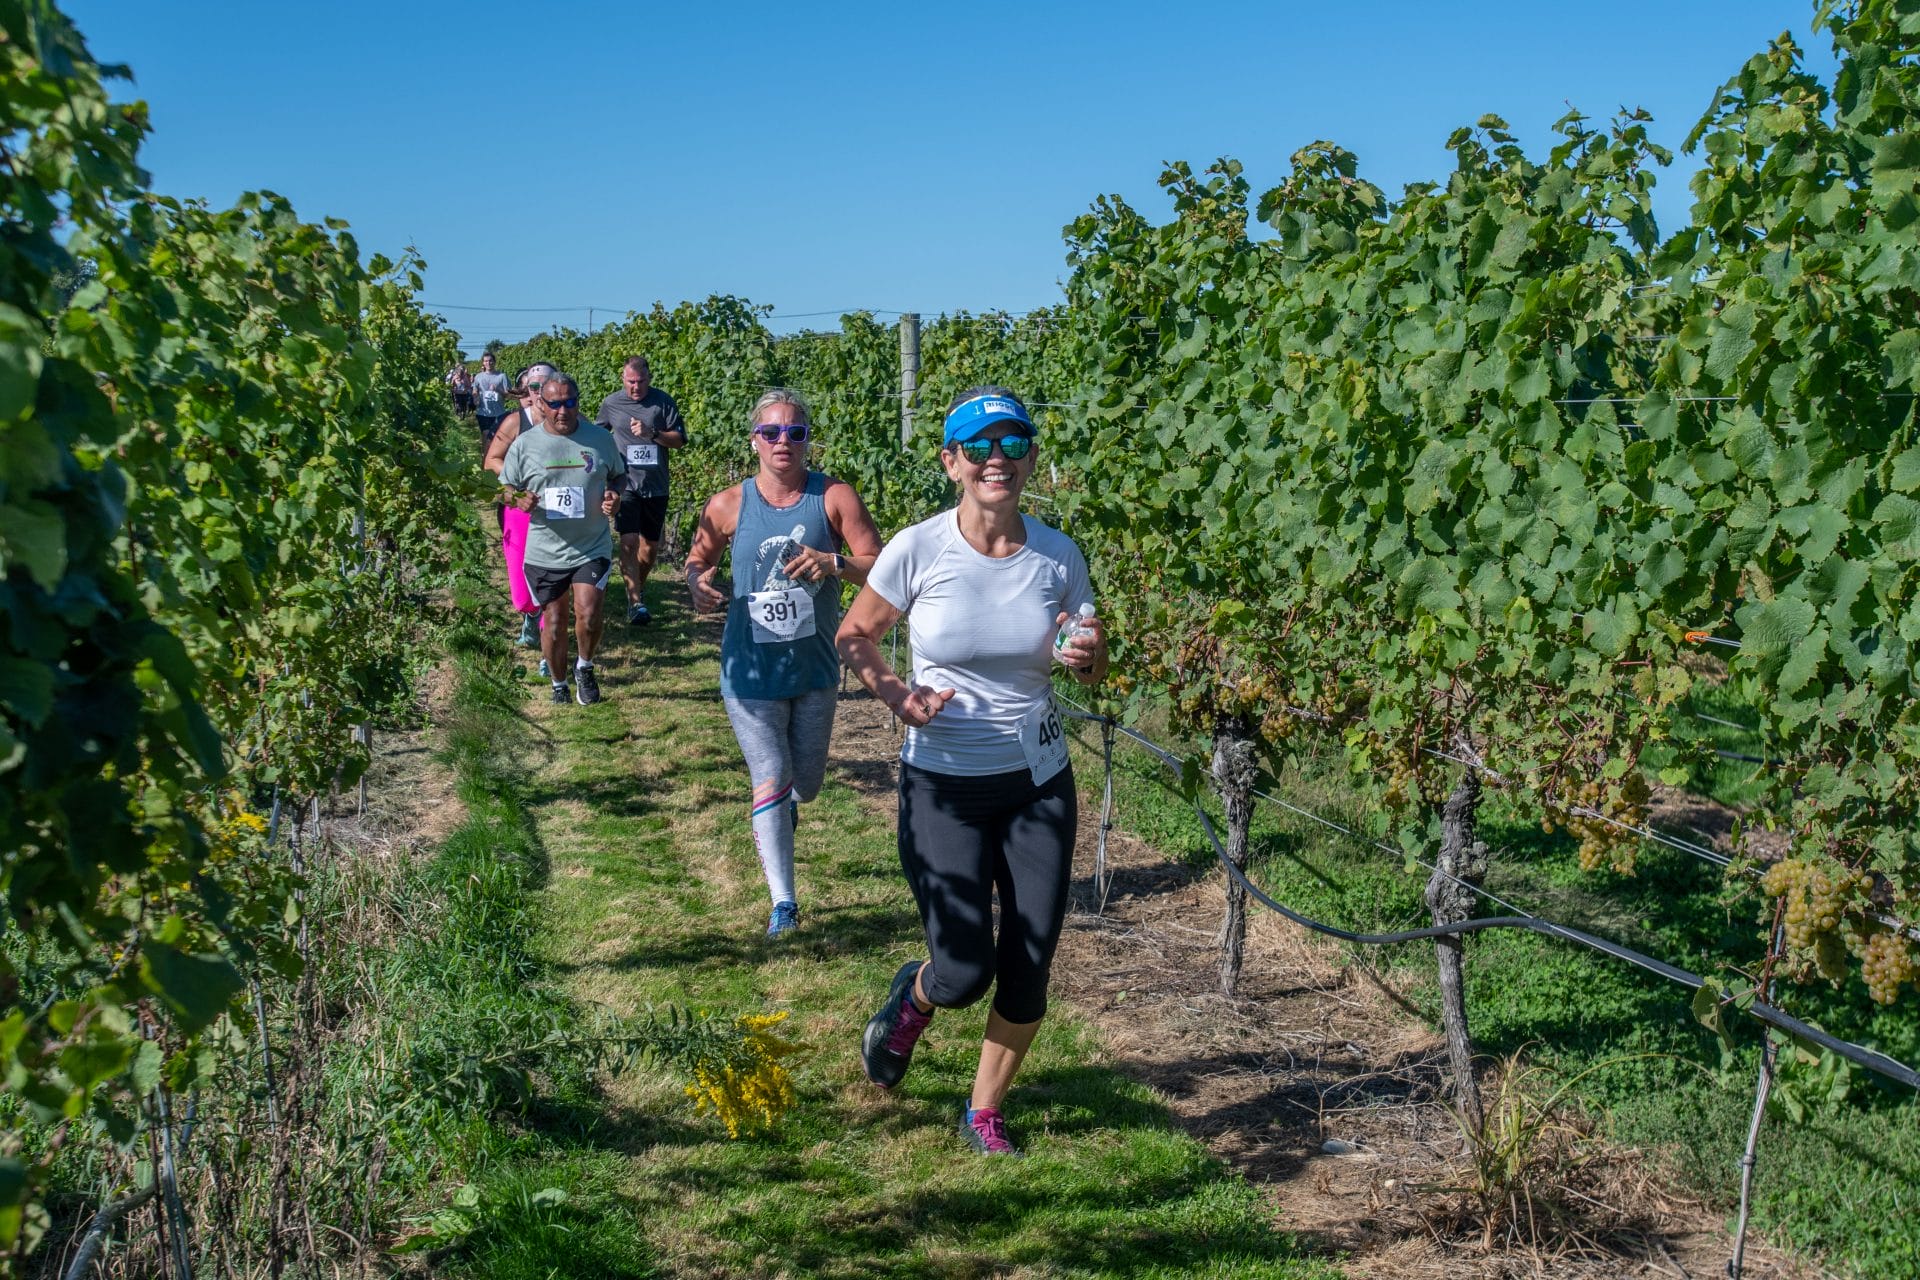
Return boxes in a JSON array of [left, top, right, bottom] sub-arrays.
[[866, 509, 1094, 776]]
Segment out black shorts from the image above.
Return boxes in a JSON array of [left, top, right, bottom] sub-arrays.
[[615, 493, 668, 541], [476, 413, 505, 439], [523, 557, 611, 608]]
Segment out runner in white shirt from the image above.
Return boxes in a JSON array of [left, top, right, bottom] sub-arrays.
[[837, 386, 1109, 1158]]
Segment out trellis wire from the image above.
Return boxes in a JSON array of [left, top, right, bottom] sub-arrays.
[[1054, 697, 1920, 1093]]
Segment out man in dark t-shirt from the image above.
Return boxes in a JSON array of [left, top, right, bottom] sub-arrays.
[[596, 355, 687, 626]]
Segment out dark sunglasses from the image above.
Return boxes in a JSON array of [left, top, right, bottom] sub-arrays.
[[957, 433, 1032, 463], [542, 396, 579, 411], [752, 423, 810, 443]]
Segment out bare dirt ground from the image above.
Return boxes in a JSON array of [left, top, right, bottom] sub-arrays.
[[827, 688, 1823, 1280]]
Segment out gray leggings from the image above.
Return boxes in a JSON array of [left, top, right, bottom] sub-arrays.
[[722, 687, 838, 906]]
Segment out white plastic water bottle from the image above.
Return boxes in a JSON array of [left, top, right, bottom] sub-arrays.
[[1055, 602, 1097, 653]]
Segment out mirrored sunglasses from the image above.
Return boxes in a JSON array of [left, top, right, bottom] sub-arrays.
[[957, 433, 1032, 463]]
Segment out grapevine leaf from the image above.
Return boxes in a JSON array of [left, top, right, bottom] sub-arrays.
[[1872, 494, 1920, 561], [0, 501, 67, 590], [1734, 597, 1816, 680], [137, 945, 245, 1034]]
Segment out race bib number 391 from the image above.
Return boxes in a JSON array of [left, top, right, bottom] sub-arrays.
[[1018, 696, 1068, 786], [748, 587, 816, 644]]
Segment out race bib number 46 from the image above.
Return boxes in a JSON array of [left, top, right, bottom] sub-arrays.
[[542, 485, 586, 520], [626, 443, 659, 468], [1018, 696, 1068, 786], [748, 587, 816, 644]]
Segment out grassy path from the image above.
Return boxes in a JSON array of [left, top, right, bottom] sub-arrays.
[[512, 583, 1336, 1279]]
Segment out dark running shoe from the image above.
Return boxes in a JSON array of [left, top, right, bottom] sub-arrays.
[[766, 900, 799, 939], [961, 1104, 1022, 1157], [861, 961, 932, 1089], [628, 604, 651, 626], [549, 683, 570, 705], [575, 666, 602, 705]]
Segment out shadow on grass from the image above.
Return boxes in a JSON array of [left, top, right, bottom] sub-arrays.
[[554, 899, 924, 977]]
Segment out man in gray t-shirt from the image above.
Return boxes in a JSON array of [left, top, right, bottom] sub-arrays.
[[472, 352, 513, 444], [500, 372, 626, 706], [596, 354, 687, 626]]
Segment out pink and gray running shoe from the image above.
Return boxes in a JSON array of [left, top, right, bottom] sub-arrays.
[[961, 1104, 1022, 1157]]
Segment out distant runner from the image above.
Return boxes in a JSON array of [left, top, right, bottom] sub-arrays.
[[472, 352, 512, 445], [447, 362, 474, 416], [684, 389, 883, 938], [500, 371, 625, 704], [596, 355, 687, 626]]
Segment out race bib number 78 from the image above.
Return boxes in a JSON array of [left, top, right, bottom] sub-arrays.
[[542, 485, 586, 519]]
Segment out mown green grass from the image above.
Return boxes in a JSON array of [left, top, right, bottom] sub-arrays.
[[1063, 713, 1920, 1278], [486, 575, 1337, 1280], [357, 581, 659, 1279]]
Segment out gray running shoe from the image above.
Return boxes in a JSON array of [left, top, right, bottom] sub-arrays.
[[516, 614, 540, 647], [575, 666, 602, 705], [549, 683, 569, 706], [537, 658, 551, 680], [861, 961, 931, 1089]]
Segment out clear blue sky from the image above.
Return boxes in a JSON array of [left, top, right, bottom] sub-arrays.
[[68, 1, 1838, 354]]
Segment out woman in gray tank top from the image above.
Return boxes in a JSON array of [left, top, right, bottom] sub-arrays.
[[683, 389, 885, 938]]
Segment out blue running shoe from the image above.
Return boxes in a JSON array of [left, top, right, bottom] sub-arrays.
[[516, 614, 540, 647], [766, 901, 799, 939]]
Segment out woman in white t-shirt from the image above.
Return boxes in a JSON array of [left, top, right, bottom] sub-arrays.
[[836, 386, 1108, 1157]]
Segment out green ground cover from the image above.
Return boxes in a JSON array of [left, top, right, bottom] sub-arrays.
[[1059, 711, 1920, 1278]]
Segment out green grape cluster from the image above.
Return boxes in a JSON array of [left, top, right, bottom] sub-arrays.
[[1544, 771, 1652, 874], [1762, 859, 1868, 983], [1859, 928, 1918, 1006], [1379, 741, 1444, 811]]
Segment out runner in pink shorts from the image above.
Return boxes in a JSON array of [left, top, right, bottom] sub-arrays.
[[483, 364, 557, 653]]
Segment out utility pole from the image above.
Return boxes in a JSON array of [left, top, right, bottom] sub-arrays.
[[899, 313, 920, 447], [588, 307, 595, 334]]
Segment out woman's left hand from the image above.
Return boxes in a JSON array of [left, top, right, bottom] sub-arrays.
[[781, 546, 838, 583]]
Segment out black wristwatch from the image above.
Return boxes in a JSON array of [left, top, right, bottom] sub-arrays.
[[832, 553, 846, 576]]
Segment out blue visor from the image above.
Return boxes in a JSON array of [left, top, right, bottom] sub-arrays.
[[942, 393, 1034, 445]]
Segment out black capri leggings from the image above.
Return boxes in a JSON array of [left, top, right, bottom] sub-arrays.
[[898, 761, 1077, 1025]]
